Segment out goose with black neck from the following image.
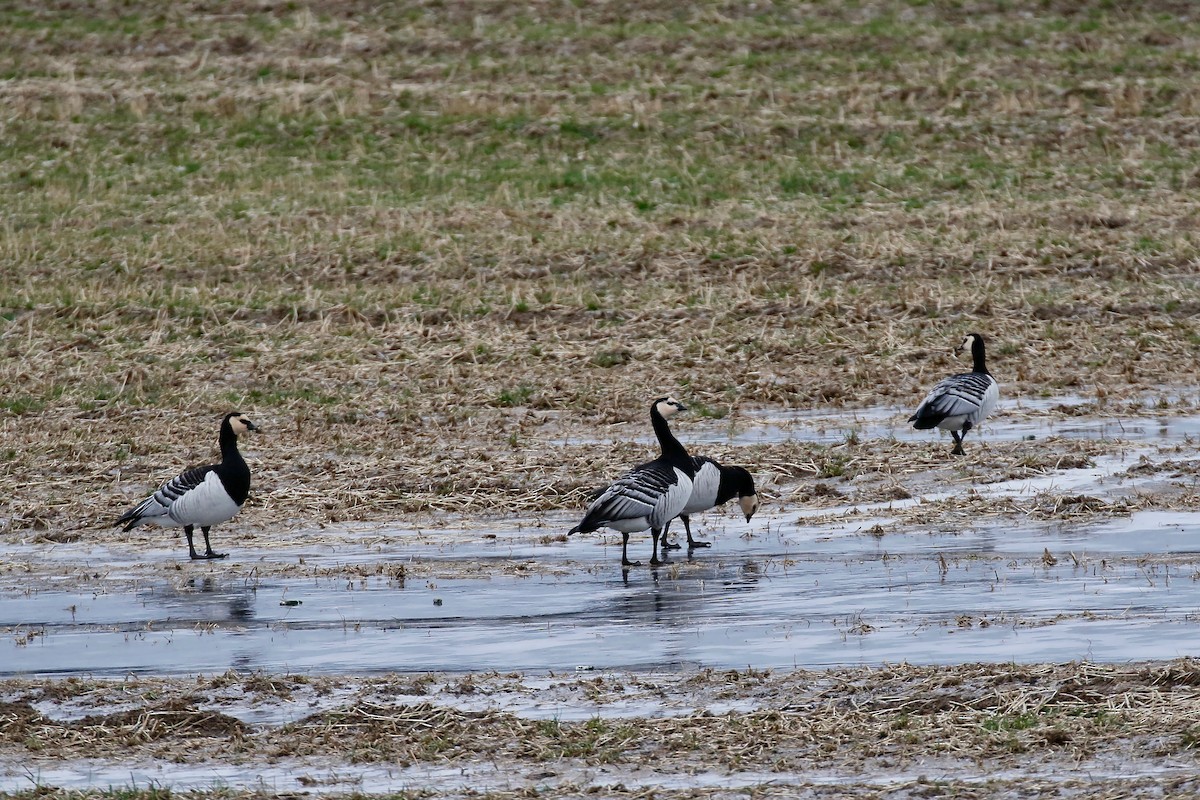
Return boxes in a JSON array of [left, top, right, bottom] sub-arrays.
[[115, 412, 258, 560], [569, 396, 695, 567]]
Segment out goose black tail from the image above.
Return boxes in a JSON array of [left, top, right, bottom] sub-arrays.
[[908, 410, 939, 429], [116, 502, 147, 532], [568, 519, 598, 536]]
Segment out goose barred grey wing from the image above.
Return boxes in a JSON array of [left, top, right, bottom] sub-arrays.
[[155, 465, 215, 503], [571, 462, 690, 534], [910, 372, 996, 429], [117, 465, 215, 531]]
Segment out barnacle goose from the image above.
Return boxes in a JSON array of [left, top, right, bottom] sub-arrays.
[[569, 397, 695, 567], [909, 333, 999, 456], [662, 456, 759, 550], [116, 412, 258, 560]]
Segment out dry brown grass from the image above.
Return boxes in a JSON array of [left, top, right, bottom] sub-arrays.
[[0, 1, 1197, 537], [4, 661, 1200, 797], [5, 10, 1200, 799]]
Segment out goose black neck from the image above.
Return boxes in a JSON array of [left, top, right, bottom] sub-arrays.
[[219, 422, 245, 464], [971, 336, 989, 375], [650, 404, 689, 462], [716, 465, 755, 505]]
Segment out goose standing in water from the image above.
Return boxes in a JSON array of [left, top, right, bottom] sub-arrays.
[[663, 456, 759, 550], [116, 412, 258, 559], [569, 397, 694, 567], [909, 333, 999, 456]]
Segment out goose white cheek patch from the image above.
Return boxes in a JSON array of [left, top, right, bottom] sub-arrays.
[[740, 494, 759, 519]]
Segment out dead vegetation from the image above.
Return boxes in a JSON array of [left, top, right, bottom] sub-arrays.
[[3, 661, 1200, 797], [0, 0, 1198, 537], [2, 2, 1200, 796]]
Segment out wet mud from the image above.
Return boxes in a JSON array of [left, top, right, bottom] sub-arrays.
[[3, 398, 1200, 795]]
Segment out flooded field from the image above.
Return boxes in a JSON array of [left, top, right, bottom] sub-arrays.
[[5, 400, 1200, 679], [6, 1, 1200, 794], [3, 400, 1200, 796], [5, 507, 1200, 678]]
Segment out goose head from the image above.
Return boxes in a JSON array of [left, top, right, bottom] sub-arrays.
[[954, 333, 984, 358], [653, 396, 687, 419], [225, 412, 259, 436]]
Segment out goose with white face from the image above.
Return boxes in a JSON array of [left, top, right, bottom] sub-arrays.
[[909, 333, 999, 456], [115, 412, 258, 560], [655, 397, 686, 419], [569, 395, 696, 567]]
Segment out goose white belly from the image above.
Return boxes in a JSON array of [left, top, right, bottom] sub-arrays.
[[681, 461, 721, 515], [166, 472, 242, 527], [935, 414, 971, 432], [607, 516, 654, 533]]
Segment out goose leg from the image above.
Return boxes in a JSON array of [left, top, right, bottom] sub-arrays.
[[650, 528, 665, 567], [950, 431, 965, 456], [200, 526, 228, 560], [684, 515, 710, 549], [621, 532, 641, 567], [184, 525, 202, 560], [661, 520, 682, 550]]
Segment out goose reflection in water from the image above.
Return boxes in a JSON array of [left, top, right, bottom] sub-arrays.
[[137, 576, 258, 626], [612, 558, 765, 624]]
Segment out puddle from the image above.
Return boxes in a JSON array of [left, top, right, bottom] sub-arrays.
[[4, 758, 504, 797], [785, 447, 1168, 525], [3, 400, 1200, 679], [9, 754, 1191, 797], [559, 401, 1200, 448], [7, 755, 1193, 797], [5, 504, 1200, 677]]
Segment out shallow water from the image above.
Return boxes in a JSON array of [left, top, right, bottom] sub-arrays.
[[8, 754, 1194, 797], [567, 399, 1200, 448], [4, 402, 1200, 796], [5, 499, 1200, 675], [4, 402, 1200, 678]]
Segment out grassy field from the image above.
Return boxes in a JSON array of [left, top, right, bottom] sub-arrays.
[[1, 0, 1198, 532], [2, 2, 1200, 796]]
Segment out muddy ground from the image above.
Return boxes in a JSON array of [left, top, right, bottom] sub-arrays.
[[2, 661, 1200, 798], [5, 398, 1200, 797], [3, 0, 1200, 796]]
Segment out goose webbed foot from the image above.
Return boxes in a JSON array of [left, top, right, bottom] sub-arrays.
[[682, 518, 710, 549], [190, 527, 228, 561], [660, 524, 681, 550]]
